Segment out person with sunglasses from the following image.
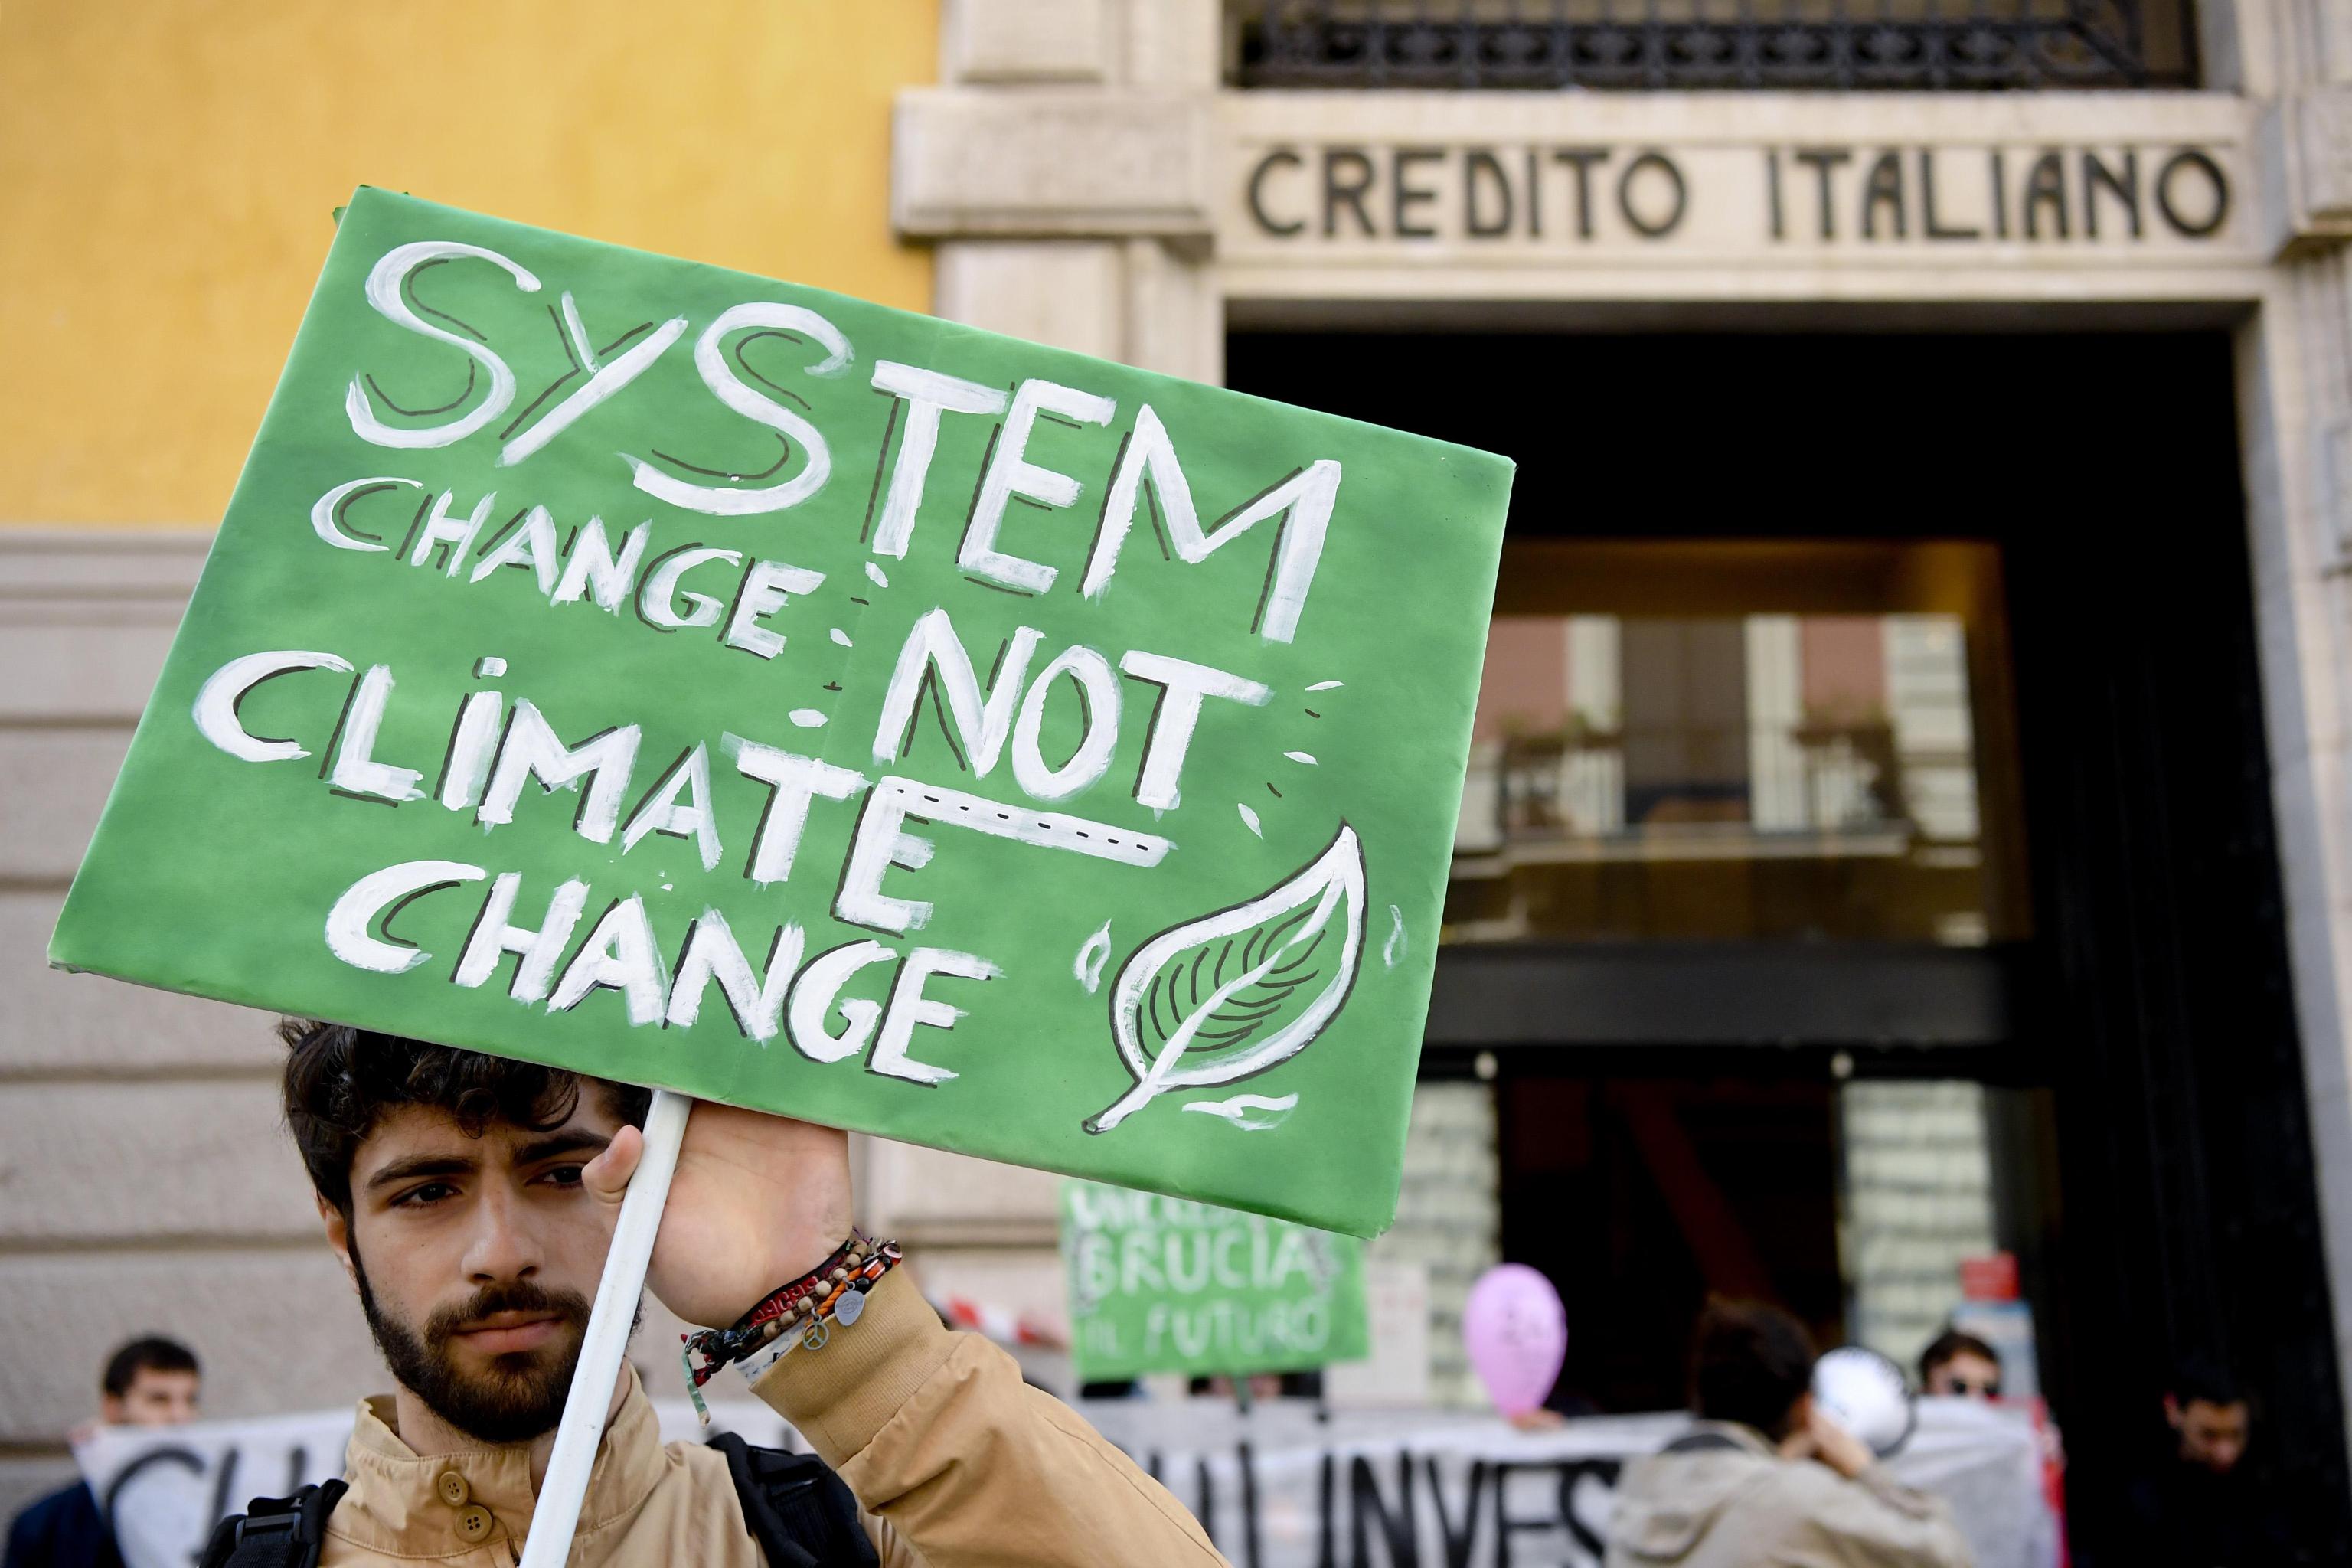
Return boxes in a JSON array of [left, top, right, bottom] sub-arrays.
[[1918, 1330, 2003, 1400]]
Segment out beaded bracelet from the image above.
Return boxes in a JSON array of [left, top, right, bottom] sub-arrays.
[[680, 1233, 901, 1423]]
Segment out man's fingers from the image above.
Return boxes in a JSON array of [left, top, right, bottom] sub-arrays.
[[583, 1124, 644, 1204]]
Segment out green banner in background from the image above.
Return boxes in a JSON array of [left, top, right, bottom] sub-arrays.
[[1063, 1180, 1370, 1383], [50, 187, 1512, 1236]]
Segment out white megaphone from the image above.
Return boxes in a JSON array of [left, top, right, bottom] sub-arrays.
[[1811, 1345, 1916, 1459]]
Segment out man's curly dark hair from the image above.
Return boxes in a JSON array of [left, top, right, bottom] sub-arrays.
[[279, 1019, 650, 1218]]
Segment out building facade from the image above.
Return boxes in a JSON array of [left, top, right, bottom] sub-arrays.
[[886, 0, 2352, 1550], [8, 0, 2352, 1556]]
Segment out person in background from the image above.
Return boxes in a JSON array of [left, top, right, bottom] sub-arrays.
[[5, 1338, 201, 1568], [2116, 1357, 2287, 1565], [1606, 1300, 1972, 1568], [1921, 1321, 2068, 1546], [1919, 1329, 2003, 1398]]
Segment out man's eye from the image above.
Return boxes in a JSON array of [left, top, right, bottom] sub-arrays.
[[392, 1182, 456, 1207], [541, 1164, 586, 1188]]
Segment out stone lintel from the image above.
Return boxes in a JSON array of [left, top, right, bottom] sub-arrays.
[[894, 88, 1215, 239], [2263, 87, 2352, 252]]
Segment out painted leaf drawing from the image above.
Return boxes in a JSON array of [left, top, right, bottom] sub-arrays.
[[1083, 824, 1365, 1134]]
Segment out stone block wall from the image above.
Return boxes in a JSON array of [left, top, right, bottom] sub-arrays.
[[0, 531, 386, 1518], [1838, 1080, 1999, 1373]]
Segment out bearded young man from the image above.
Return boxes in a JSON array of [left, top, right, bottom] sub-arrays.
[[233, 1021, 1224, 1568]]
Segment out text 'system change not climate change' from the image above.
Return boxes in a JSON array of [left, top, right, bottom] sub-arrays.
[[52, 188, 1513, 1236]]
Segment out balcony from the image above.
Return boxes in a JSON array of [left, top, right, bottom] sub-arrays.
[[1432, 541, 2024, 950], [1230, 0, 2199, 92]]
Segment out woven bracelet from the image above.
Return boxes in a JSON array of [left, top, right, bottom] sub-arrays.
[[681, 1234, 901, 1422]]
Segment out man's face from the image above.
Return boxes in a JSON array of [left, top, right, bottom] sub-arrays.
[[2169, 1396, 2252, 1474], [323, 1094, 622, 1444], [1925, 1349, 2003, 1400], [101, 1367, 199, 1426]]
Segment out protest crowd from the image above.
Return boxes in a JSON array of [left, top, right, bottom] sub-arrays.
[[4, 1014, 2272, 1567], [11, 2, 2352, 1566]]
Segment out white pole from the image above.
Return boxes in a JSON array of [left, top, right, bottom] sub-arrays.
[[518, 1088, 692, 1568]]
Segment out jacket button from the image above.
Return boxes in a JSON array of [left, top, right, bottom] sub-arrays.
[[435, 1469, 470, 1507], [455, 1504, 494, 1544]]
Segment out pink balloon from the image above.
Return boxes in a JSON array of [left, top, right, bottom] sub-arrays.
[[1462, 1264, 1567, 1418]]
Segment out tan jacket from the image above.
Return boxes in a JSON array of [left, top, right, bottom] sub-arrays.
[[1606, 1422, 1974, 1568], [319, 1269, 1227, 1567]]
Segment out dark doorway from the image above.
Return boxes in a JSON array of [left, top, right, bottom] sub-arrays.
[[1229, 328, 2352, 1557], [1498, 1067, 1844, 1414]]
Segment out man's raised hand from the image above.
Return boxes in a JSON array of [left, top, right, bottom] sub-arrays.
[[584, 1102, 854, 1328]]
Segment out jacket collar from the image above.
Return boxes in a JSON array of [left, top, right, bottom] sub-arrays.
[[332, 1365, 668, 1556], [1684, 1419, 1778, 1456]]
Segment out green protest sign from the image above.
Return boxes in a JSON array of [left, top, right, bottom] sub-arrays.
[[50, 188, 1511, 1236], [1062, 1181, 1369, 1382]]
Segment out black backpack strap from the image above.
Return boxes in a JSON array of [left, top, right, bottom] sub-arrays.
[[709, 1433, 879, 1568], [196, 1478, 347, 1568]]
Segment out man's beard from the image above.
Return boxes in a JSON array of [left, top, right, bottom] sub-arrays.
[[351, 1250, 594, 1445]]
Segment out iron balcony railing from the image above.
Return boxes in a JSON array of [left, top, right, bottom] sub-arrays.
[[1230, 1, 2198, 91]]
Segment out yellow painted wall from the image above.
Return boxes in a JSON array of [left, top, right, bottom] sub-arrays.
[[0, 1, 936, 524]]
